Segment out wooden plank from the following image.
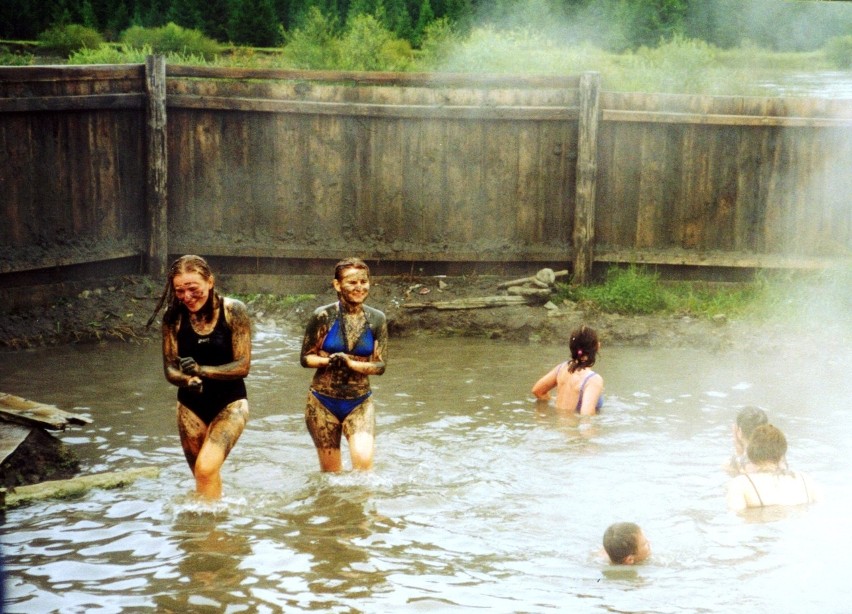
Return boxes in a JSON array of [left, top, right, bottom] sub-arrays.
[[167, 94, 580, 121], [402, 295, 529, 309], [2, 466, 160, 509], [166, 65, 581, 89], [602, 109, 852, 128], [594, 248, 848, 269], [0, 64, 144, 83], [145, 55, 168, 278], [0, 94, 145, 112], [0, 393, 92, 430]]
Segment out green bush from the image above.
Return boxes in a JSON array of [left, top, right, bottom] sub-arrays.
[[281, 7, 341, 69], [824, 35, 852, 69], [336, 13, 413, 71], [37, 24, 104, 58], [67, 43, 210, 66], [0, 46, 34, 66], [120, 23, 221, 59]]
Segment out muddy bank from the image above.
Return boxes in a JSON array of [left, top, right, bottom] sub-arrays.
[[0, 273, 821, 355]]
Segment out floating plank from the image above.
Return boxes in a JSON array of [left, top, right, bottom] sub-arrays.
[[1, 466, 161, 509], [402, 295, 529, 310], [0, 393, 92, 431]]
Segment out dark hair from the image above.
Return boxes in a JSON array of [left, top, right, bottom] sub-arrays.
[[603, 522, 641, 564], [334, 257, 370, 281], [567, 325, 599, 373], [736, 406, 768, 439], [747, 424, 787, 465], [146, 254, 218, 328]]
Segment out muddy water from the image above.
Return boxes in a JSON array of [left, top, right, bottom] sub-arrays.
[[1, 324, 851, 612]]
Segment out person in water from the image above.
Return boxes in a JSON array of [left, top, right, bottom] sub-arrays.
[[603, 522, 651, 565], [726, 424, 821, 511], [300, 257, 388, 472], [725, 406, 769, 475], [531, 325, 604, 415], [148, 255, 251, 499]]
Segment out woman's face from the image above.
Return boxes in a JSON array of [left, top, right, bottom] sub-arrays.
[[333, 267, 370, 306], [173, 271, 212, 314]]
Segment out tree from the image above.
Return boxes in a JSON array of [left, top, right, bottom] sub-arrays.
[[228, 0, 281, 46], [412, 0, 434, 47], [166, 0, 204, 31]]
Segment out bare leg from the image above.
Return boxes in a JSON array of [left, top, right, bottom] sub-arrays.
[[343, 398, 375, 471], [305, 393, 344, 472], [179, 400, 248, 499]]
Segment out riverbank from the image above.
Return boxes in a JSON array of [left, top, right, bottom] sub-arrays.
[[1, 273, 846, 356]]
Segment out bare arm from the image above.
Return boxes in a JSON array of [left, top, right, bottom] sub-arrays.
[[531, 365, 559, 400], [162, 319, 197, 389], [578, 373, 603, 416]]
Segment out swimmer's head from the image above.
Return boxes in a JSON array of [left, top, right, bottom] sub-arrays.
[[603, 522, 650, 565], [569, 325, 600, 367], [747, 424, 787, 465], [736, 406, 768, 440], [334, 257, 370, 281], [147, 255, 217, 327]]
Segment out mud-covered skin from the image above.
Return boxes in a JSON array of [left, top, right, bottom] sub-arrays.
[[162, 297, 252, 390], [304, 392, 375, 449], [300, 302, 388, 397]]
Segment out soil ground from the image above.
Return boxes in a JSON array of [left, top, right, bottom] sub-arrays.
[[0, 273, 758, 352]]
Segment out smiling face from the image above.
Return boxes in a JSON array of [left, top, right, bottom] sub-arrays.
[[333, 266, 370, 307], [173, 271, 213, 314]]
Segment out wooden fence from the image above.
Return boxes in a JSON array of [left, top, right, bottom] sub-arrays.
[[1, 58, 850, 292]]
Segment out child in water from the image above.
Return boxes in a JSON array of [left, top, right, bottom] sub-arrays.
[[532, 325, 604, 415], [603, 522, 651, 565]]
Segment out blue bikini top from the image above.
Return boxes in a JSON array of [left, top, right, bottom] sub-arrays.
[[321, 309, 375, 357]]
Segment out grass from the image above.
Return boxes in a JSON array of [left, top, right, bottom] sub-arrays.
[[553, 265, 851, 322]]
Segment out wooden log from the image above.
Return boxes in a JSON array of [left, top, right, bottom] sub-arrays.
[[496, 269, 568, 288], [506, 287, 553, 298], [145, 54, 168, 278], [0, 393, 92, 430], [402, 295, 529, 310], [1, 466, 160, 509], [573, 72, 601, 285]]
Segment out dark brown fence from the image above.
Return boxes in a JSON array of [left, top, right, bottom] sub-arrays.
[[1, 58, 850, 292]]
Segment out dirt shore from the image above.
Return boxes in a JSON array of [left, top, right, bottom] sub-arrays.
[[0, 273, 815, 354]]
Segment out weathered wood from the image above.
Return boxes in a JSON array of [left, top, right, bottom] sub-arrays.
[[0, 393, 92, 430], [496, 269, 569, 288], [1, 466, 160, 508], [402, 295, 529, 309], [506, 287, 553, 298], [603, 109, 852, 127], [0, 93, 145, 113], [572, 72, 601, 285], [145, 55, 168, 278]]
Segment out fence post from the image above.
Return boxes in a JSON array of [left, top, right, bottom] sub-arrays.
[[145, 54, 168, 278], [572, 71, 601, 285]]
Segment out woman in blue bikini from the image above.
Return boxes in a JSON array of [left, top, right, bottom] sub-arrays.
[[532, 325, 604, 415], [300, 258, 388, 472]]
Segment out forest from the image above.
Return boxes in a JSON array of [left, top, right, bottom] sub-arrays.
[[3, 0, 852, 52]]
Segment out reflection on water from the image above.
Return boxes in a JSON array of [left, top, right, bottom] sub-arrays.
[[1, 324, 851, 612]]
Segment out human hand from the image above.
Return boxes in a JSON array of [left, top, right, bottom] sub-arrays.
[[187, 377, 203, 394], [179, 356, 201, 376], [329, 353, 348, 368]]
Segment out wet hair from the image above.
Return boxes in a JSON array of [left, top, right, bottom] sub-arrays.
[[146, 254, 218, 328], [567, 325, 599, 373], [747, 424, 787, 465], [603, 522, 641, 564], [334, 257, 370, 281], [736, 406, 768, 439]]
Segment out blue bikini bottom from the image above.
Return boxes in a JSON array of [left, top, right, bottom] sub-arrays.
[[311, 390, 372, 422]]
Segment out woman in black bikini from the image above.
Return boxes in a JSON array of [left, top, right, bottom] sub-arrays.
[[148, 255, 251, 499], [300, 258, 388, 472], [726, 424, 821, 511]]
